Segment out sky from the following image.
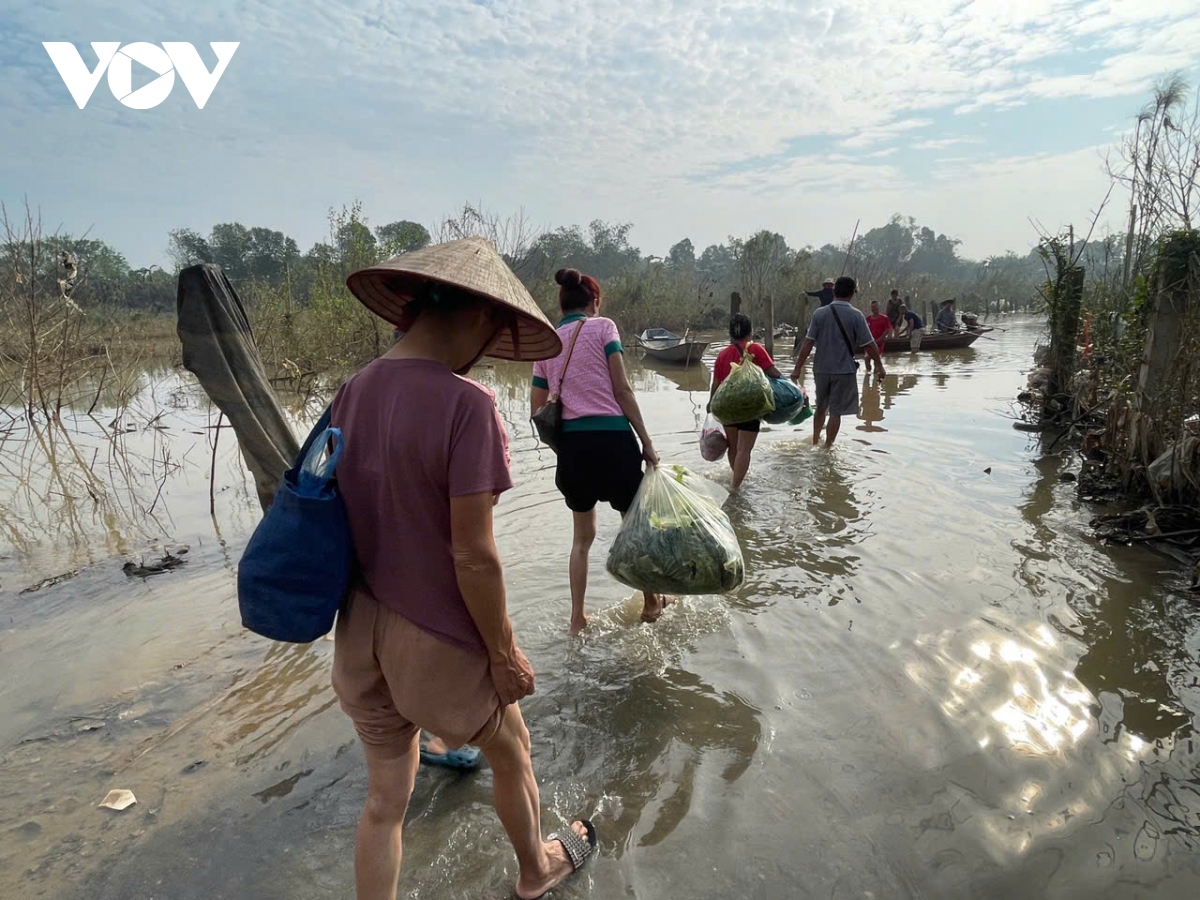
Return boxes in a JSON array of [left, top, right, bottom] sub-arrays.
[[2, 0, 1200, 269]]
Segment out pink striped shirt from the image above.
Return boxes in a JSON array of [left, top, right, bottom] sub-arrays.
[[532, 314, 627, 430]]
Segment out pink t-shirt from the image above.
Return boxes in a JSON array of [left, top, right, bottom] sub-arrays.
[[331, 358, 512, 653], [532, 315, 625, 422]]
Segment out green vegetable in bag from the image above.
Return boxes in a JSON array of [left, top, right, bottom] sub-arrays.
[[711, 354, 774, 426], [606, 465, 745, 595]]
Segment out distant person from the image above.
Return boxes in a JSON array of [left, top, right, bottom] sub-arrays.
[[935, 298, 958, 333], [531, 268, 665, 634], [708, 313, 784, 489], [885, 289, 903, 326], [896, 304, 925, 350], [805, 279, 835, 308], [335, 238, 597, 900], [790, 276, 886, 447], [865, 299, 893, 355]]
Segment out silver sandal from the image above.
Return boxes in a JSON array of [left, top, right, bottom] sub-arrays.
[[546, 818, 598, 872]]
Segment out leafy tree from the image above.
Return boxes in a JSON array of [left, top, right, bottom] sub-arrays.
[[731, 230, 792, 317], [245, 227, 300, 281], [375, 220, 431, 256], [667, 238, 696, 271], [167, 228, 212, 269]]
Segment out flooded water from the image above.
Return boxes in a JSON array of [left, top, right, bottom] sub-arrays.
[[3, 316, 1200, 899]]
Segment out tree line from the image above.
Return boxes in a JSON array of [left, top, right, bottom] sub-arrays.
[[2, 200, 1051, 336]]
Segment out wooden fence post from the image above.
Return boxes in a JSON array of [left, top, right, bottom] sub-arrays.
[[765, 294, 775, 355]]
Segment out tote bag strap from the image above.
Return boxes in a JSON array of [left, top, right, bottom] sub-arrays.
[[829, 306, 857, 359], [551, 320, 588, 401]]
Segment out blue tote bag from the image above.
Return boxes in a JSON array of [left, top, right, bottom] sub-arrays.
[[237, 407, 355, 643]]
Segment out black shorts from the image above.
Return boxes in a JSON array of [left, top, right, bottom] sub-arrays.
[[555, 430, 644, 514], [727, 419, 761, 433]]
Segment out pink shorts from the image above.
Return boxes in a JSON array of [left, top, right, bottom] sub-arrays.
[[332, 587, 504, 758]]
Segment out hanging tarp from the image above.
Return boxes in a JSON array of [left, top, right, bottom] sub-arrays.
[[176, 264, 298, 511]]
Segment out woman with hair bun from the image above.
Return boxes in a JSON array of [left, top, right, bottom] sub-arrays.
[[708, 312, 783, 489], [531, 268, 666, 634]]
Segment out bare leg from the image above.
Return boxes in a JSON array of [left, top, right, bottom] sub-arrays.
[[478, 705, 592, 900], [811, 408, 827, 445], [724, 426, 740, 471], [569, 509, 596, 635], [825, 414, 842, 447], [641, 590, 675, 622], [355, 734, 420, 900], [731, 429, 759, 489]]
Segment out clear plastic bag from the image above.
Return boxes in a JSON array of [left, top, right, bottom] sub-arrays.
[[711, 357, 774, 425], [700, 414, 728, 462], [295, 427, 343, 498], [606, 465, 745, 595]]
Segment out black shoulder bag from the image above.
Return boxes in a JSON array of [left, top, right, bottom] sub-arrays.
[[829, 305, 860, 370], [532, 320, 586, 453]]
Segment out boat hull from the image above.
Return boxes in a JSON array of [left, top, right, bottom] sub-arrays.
[[641, 341, 710, 365], [882, 331, 980, 353]]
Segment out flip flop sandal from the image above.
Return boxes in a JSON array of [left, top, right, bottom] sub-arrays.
[[418, 745, 481, 770], [547, 818, 598, 873]]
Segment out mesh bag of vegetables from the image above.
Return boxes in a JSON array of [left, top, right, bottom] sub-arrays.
[[606, 465, 745, 595], [710, 352, 775, 425]]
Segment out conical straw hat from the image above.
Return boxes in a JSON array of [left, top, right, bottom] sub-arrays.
[[346, 237, 561, 362]]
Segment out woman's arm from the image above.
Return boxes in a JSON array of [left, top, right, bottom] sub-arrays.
[[764, 365, 784, 379], [608, 353, 659, 466], [450, 492, 533, 705]]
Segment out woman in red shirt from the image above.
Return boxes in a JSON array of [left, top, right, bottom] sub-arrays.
[[708, 313, 783, 489]]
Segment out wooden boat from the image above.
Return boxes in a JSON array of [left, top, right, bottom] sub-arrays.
[[881, 330, 981, 353], [637, 328, 710, 365]]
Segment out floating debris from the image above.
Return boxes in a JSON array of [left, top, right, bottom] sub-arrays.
[[98, 789, 137, 812], [122, 552, 187, 579], [19, 570, 80, 595]]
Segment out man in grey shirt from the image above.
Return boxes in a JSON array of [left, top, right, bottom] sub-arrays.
[[790, 276, 886, 447]]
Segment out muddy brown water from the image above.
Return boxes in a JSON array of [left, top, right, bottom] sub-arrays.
[[2, 317, 1200, 899]]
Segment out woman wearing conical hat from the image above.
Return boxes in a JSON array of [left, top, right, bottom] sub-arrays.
[[334, 238, 596, 899]]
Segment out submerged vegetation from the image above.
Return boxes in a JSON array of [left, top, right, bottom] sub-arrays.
[[1026, 77, 1200, 520]]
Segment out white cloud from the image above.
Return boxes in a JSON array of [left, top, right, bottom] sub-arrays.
[[911, 137, 985, 150], [3, 0, 1200, 263]]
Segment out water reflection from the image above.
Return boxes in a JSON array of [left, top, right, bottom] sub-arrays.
[[879, 373, 919, 411], [856, 372, 886, 433], [636, 360, 712, 394], [1019, 449, 1194, 744], [562, 659, 761, 855]]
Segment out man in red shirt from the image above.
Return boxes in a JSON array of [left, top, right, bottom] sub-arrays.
[[865, 299, 892, 354]]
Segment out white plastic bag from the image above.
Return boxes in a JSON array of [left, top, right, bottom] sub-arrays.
[[700, 414, 728, 462], [606, 465, 745, 595]]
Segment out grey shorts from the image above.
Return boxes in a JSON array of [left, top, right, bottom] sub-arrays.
[[815, 372, 859, 417]]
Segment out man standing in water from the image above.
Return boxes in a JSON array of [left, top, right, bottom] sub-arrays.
[[791, 276, 885, 447], [885, 289, 903, 326], [865, 299, 893, 355], [805, 279, 835, 308]]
